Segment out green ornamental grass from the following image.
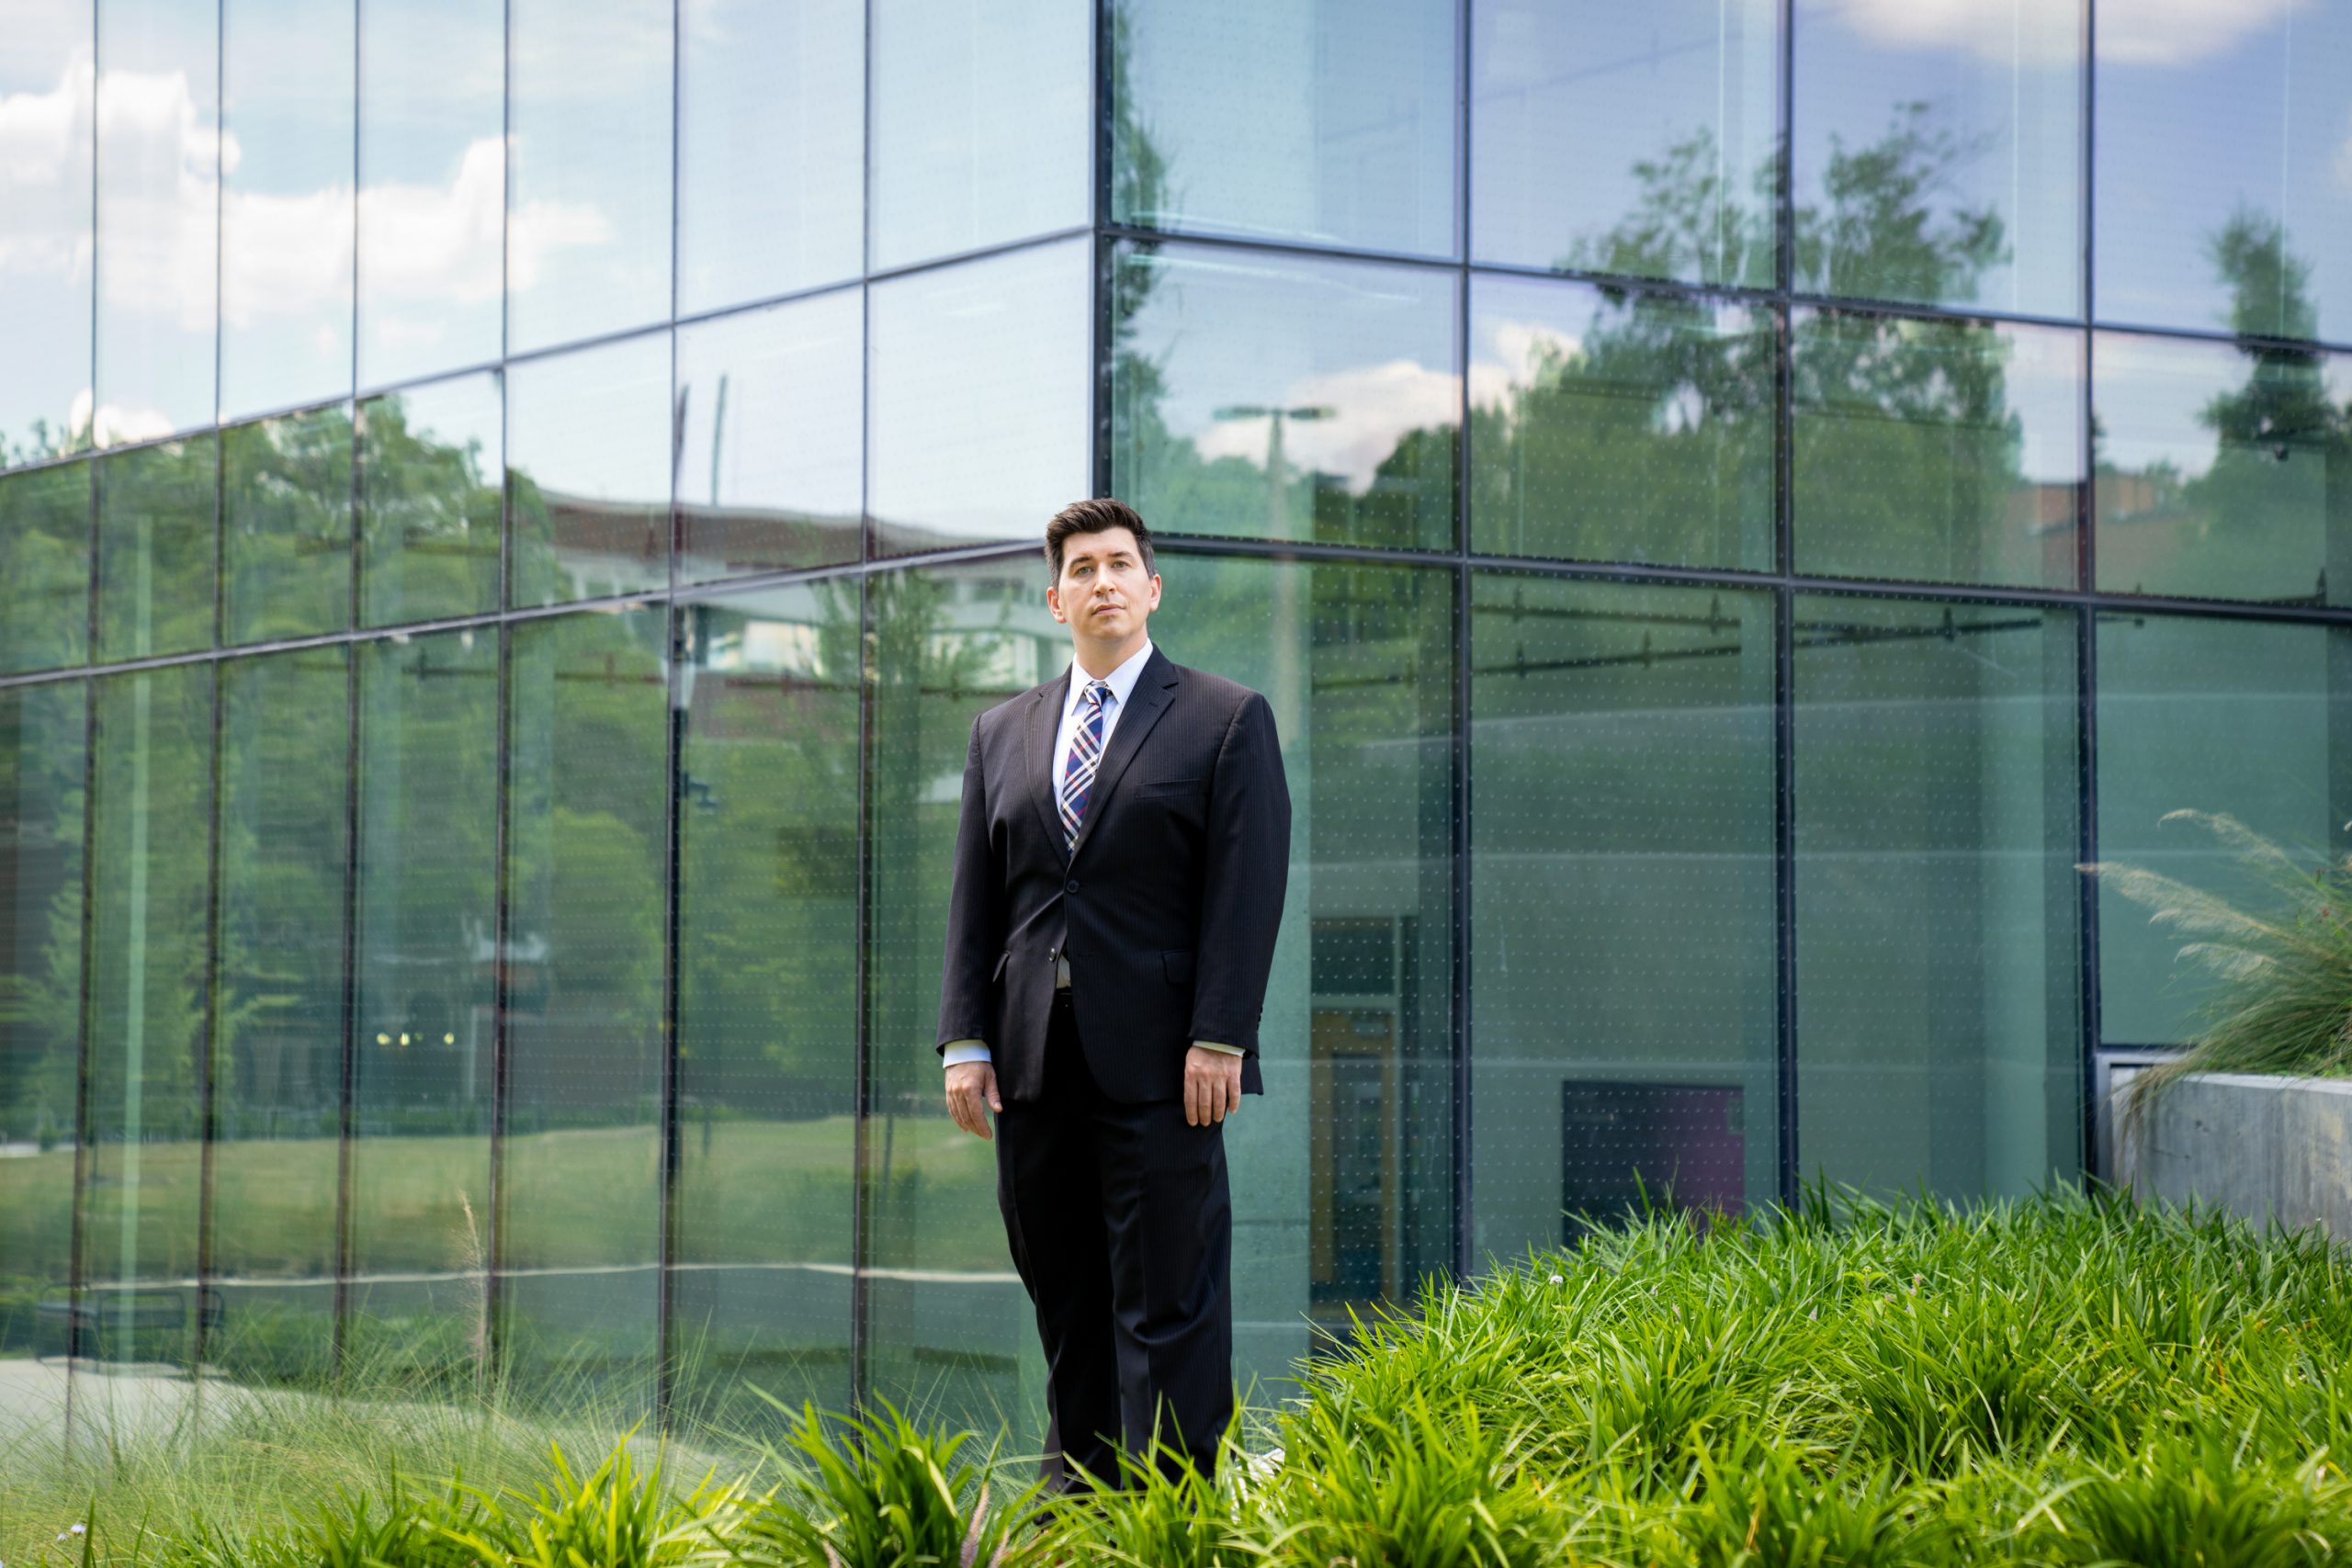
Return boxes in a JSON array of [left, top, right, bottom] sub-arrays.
[[12, 1188, 2352, 1566]]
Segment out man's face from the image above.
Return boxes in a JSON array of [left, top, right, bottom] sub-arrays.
[[1048, 526, 1161, 638]]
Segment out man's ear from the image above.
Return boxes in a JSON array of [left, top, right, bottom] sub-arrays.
[[1046, 582, 1069, 624]]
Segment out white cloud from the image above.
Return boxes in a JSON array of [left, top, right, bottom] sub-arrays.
[[1807, 0, 2309, 70], [1476, 317, 1585, 401], [0, 52, 93, 283]]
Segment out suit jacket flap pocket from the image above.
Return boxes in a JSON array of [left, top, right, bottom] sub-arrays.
[[991, 951, 1012, 983], [1162, 949, 1195, 985]]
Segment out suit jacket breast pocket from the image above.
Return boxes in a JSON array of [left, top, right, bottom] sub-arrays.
[[1134, 776, 1207, 800]]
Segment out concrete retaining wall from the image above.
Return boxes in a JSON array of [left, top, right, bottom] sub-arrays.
[[2112, 1068, 2352, 1240]]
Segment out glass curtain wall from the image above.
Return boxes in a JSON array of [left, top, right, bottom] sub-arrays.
[[5, 0, 2352, 1446]]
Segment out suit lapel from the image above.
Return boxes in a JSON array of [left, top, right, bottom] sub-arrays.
[[1026, 671, 1069, 854], [1068, 649, 1180, 864]]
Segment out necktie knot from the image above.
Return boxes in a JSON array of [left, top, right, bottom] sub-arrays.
[[1083, 680, 1109, 710]]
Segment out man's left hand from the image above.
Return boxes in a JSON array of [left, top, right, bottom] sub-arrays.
[[1183, 1045, 1242, 1127]]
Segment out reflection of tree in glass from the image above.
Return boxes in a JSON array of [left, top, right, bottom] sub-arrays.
[[2099, 213, 2349, 604]]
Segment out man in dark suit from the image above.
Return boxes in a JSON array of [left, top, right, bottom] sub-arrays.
[[935, 497, 1291, 1489]]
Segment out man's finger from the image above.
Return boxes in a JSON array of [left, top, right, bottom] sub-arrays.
[[1220, 1069, 1239, 1121], [1185, 1073, 1204, 1128]]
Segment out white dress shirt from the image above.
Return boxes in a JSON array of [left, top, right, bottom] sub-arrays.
[[943, 639, 1242, 1070]]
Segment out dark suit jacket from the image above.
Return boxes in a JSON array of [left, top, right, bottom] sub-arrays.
[[935, 647, 1292, 1104]]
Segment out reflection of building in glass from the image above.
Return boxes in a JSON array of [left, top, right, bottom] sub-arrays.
[[1, 0, 2350, 1447]]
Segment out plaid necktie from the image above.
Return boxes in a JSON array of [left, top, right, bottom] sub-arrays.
[[1057, 680, 1111, 850]]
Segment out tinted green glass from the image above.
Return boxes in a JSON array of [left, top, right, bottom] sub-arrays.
[[1469, 276, 1773, 570], [209, 648, 349, 1385], [672, 585, 860, 1426], [349, 630, 499, 1388], [1794, 310, 2083, 588], [359, 374, 503, 628], [2096, 614, 2352, 1046], [675, 293, 863, 584], [866, 240, 1091, 558], [2097, 3, 2352, 343], [863, 562, 1048, 1434], [83, 664, 214, 1373], [501, 606, 668, 1408], [1795, 595, 2080, 1197], [1111, 0, 1457, 259], [506, 0, 672, 354], [1793, 0, 2083, 316], [223, 405, 356, 645], [0, 682, 86, 1362], [0, 461, 92, 674], [2093, 333, 2351, 606], [1471, 575, 1776, 1253], [1150, 556, 1453, 1356], [1471, 0, 1778, 287], [96, 435, 216, 664], [507, 333, 671, 609], [1110, 242, 1457, 550]]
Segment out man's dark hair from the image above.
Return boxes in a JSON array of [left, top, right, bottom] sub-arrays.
[[1046, 497, 1155, 580]]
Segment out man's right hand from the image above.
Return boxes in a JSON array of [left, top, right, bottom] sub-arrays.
[[944, 1061, 1002, 1140]]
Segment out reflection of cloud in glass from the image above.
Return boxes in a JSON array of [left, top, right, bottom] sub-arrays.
[[1193, 357, 1489, 494], [0, 48, 95, 458], [1817, 0, 2304, 68]]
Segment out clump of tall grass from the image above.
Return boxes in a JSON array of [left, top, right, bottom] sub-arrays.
[[2083, 808, 2352, 1106], [13, 1189, 2352, 1567]]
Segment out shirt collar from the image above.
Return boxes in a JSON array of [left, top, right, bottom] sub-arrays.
[[1066, 638, 1154, 716]]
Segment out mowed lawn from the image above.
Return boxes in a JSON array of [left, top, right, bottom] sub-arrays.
[[0, 1114, 1005, 1289]]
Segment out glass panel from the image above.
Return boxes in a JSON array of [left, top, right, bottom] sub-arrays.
[[1792, 0, 2083, 317], [1793, 310, 2083, 588], [95, 0, 220, 444], [675, 292, 862, 584], [223, 404, 356, 645], [506, 0, 673, 355], [2096, 615, 2352, 1046], [0, 462, 93, 674], [1471, 0, 1777, 287], [1469, 276, 1773, 570], [349, 629, 498, 1388], [1112, 0, 1457, 259], [2095, 3, 2352, 343], [867, 239, 1090, 558], [1153, 556, 1455, 1356], [356, 0, 503, 389], [1110, 242, 1457, 551], [677, 0, 862, 314], [671, 586, 859, 1427], [863, 562, 1046, 1428], [96, 434, 217, 664], [1795, 594, 2081, 1197], [359, 372, 503, 627], [0, 683, 87, 1368], [83, 664, 214, 1378], [501, 606, 668, 1409], [2094, 333, 2350, 606], [1471, 575, 1776, 1253], [209, 648, 349, 1387], [867, 0, 1088, 270], [219, 0, 355, 421], [0, 2, 96, 465], [507, 333, 670, 609]]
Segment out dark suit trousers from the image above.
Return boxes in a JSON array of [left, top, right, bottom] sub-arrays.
[[994, 988, 1232, 1490]]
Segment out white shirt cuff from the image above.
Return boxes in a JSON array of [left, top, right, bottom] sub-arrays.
[[940, 1040, 992, 1067], [1193, 1041, 1244, 1056]]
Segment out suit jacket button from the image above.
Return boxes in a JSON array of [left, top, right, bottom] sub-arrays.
[[1065, 877, 1080, 893]]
